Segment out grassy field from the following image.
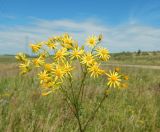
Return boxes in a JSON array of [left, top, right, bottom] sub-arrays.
[[0, 54, 160, 132], [109, 51, 160, 66], [0, 55, 17, 64]]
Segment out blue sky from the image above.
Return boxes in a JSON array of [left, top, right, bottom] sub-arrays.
[[0, 0, 160, 54]]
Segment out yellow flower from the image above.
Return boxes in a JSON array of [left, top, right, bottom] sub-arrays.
[[30, 43, 41, 53], [15, 53, 27, 62], [106, 71, 121, 88], [19, 60, 30, 74], [46, 38, 57, 49], [47, 43, 56, 49], [44, 63, 53, 71], [87, 35, 97, 47], [70, 47, 84, 59], [88, 64, 104, 78], [63, 62, 74, 76], [38, 70, 50, 84], [115, 67, 120, 72], [41, 80, 61, 88], [52, 65, 65, 80], [96, 47, 110, 61], [62, 34, 73, 49], [39, 52, 48, 59], [54, 48, 68, 62], [41, 81, 52, 89], [53, 36, 61, 41], [33, 57, 45, 67], [81, 53, 95, 66], [41, 81, 61, 96]]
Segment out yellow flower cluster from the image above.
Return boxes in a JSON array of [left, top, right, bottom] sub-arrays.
[[16, 53, 31, 74], [16, 33, 128, 96]]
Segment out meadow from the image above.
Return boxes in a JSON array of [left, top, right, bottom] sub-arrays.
[[109, 51, 160, 66], [0, 53, 160, 132]]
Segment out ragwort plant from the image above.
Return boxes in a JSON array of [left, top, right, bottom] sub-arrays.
[[16, 34, 128, 132]]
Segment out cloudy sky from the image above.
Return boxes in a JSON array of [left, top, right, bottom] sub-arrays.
[[0, 0, 160, 54]]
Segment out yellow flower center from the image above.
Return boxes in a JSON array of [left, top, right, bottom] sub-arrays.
[[89, 39, 95, 45], [34, 59, 38, 65], [65, 39, 71, 44], [45, 64, 52, 71], [92, 66, 98, 72], [55, 69, 63, 78], [40, 75, 47, 80], [101, 50, 107, 55], [86, 56, 92, 61], [73, 51, 79, 56], [111, 75, 118, 82], [56, 52, 63, 58], [49, 43, 55, 48]]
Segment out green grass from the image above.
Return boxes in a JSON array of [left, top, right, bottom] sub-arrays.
[[0, 53, 160, 131], [0, 66, 160, 131], [109, 51, 160, 66], [0, 55, 16, 64]]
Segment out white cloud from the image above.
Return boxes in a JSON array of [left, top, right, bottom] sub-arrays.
[[0, 18, 160, 54]]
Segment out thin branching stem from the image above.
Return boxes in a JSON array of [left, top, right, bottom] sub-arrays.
[[80, 71, 87, 102], [68, 74, 76, 102], [60, 84, 83, 132], [78, 63, 87, 102]]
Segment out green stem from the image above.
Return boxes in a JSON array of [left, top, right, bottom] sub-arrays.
[[80, 71, 87, 102], [68, 74, 76, 101], [78, 69, 87, 101], [60, 83, 83, 132], [75, 110, 83, 132]]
